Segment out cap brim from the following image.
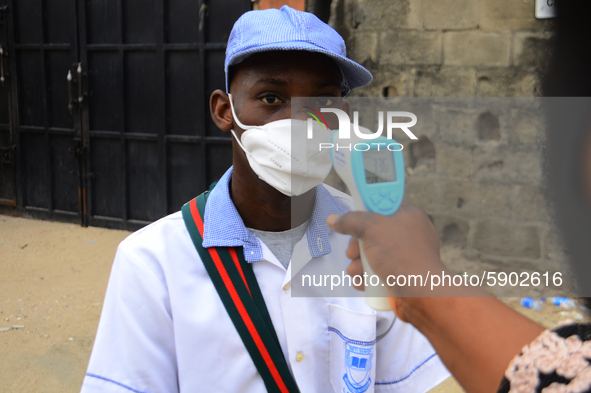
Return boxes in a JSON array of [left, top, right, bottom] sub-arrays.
[[225, 41, 372, 95]]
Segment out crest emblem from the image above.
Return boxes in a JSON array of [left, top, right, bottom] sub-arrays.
[[343, 342, 373, 393]]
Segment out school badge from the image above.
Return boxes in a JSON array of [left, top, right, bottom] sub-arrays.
[[343, 342, 373, 393]]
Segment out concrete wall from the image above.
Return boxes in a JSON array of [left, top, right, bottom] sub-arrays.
[[330, 0, 555, 97], [326, 0, 566, 280]]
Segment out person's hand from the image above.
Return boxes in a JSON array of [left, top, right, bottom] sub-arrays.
[[329, 202, 546, 393], [327, 201, 450, 319]]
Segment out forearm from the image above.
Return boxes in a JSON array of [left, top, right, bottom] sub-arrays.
[[400, 293, 545, 393], [327, 209, 546, 392]]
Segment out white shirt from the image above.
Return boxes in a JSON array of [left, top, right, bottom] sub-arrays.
[[81, 168, 449, 393]]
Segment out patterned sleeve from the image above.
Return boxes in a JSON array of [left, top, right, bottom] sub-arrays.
[[497, 321, 591, 393]]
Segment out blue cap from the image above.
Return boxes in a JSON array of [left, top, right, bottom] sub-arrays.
[[225, 6, 373, 96]]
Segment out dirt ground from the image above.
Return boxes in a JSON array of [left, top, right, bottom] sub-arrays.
[[1, 215, 588, 393], [0, 215, 130, 392]]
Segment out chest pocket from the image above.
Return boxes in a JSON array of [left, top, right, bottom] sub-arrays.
[[328, 304, 377, 393]]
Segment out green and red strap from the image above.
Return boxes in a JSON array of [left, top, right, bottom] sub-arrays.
[[181, 192, 299, 393]]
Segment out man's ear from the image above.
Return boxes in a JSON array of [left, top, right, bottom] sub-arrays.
[[342, 98, 351, 117], [210, 89, 233, 132]]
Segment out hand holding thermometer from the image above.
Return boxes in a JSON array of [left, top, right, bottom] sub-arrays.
[[331, 130, 405, 310]]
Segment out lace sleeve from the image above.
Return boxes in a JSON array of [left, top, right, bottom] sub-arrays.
[[498, 321, 591, 393]]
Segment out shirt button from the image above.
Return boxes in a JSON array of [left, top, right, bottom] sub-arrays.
[[250, 251, 254, 255], [295, 352, 304, 362], [283, 283, 291, 290]]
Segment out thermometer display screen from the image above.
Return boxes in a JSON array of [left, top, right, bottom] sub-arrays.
[[363, 149, 396, 184]]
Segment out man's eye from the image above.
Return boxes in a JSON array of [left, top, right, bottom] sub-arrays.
[[261, 96, 279, 104], [314, 97, 334, 106]]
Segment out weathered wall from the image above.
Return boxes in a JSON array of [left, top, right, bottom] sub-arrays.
[[331, 0, 555, 97], [327, 0, 566, 280]]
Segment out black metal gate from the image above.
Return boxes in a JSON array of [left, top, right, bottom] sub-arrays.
[[0, 0, 251, 230], [0, 2, 14, 209]]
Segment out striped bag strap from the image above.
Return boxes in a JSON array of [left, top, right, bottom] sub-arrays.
[[181, 192, 300, 393]]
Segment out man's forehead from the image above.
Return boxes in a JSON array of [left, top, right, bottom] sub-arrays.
[[231, 51, 342, 89]]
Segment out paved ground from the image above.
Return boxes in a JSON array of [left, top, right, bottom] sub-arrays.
[[1, 215, 587, 393]]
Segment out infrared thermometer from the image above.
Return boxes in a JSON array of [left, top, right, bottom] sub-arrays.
[[331, 130, 405, 310]]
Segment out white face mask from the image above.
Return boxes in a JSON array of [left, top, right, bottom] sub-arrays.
[[228, 94, 332, 197]]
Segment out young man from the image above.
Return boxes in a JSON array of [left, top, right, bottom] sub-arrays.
[[81, 6, 449, 393]]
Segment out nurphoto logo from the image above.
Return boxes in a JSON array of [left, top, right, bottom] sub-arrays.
[[307, 108, 418, 151]]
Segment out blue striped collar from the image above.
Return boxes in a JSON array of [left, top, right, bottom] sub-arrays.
[[202, 167, 346, 262]]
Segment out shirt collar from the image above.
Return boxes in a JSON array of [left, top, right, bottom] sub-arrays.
[[202, 166, 346, 262]]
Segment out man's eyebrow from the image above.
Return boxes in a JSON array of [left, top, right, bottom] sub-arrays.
[[314, 79, 341, 89], [254, 78, 288, 86], [252, 77, 340, 89]]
